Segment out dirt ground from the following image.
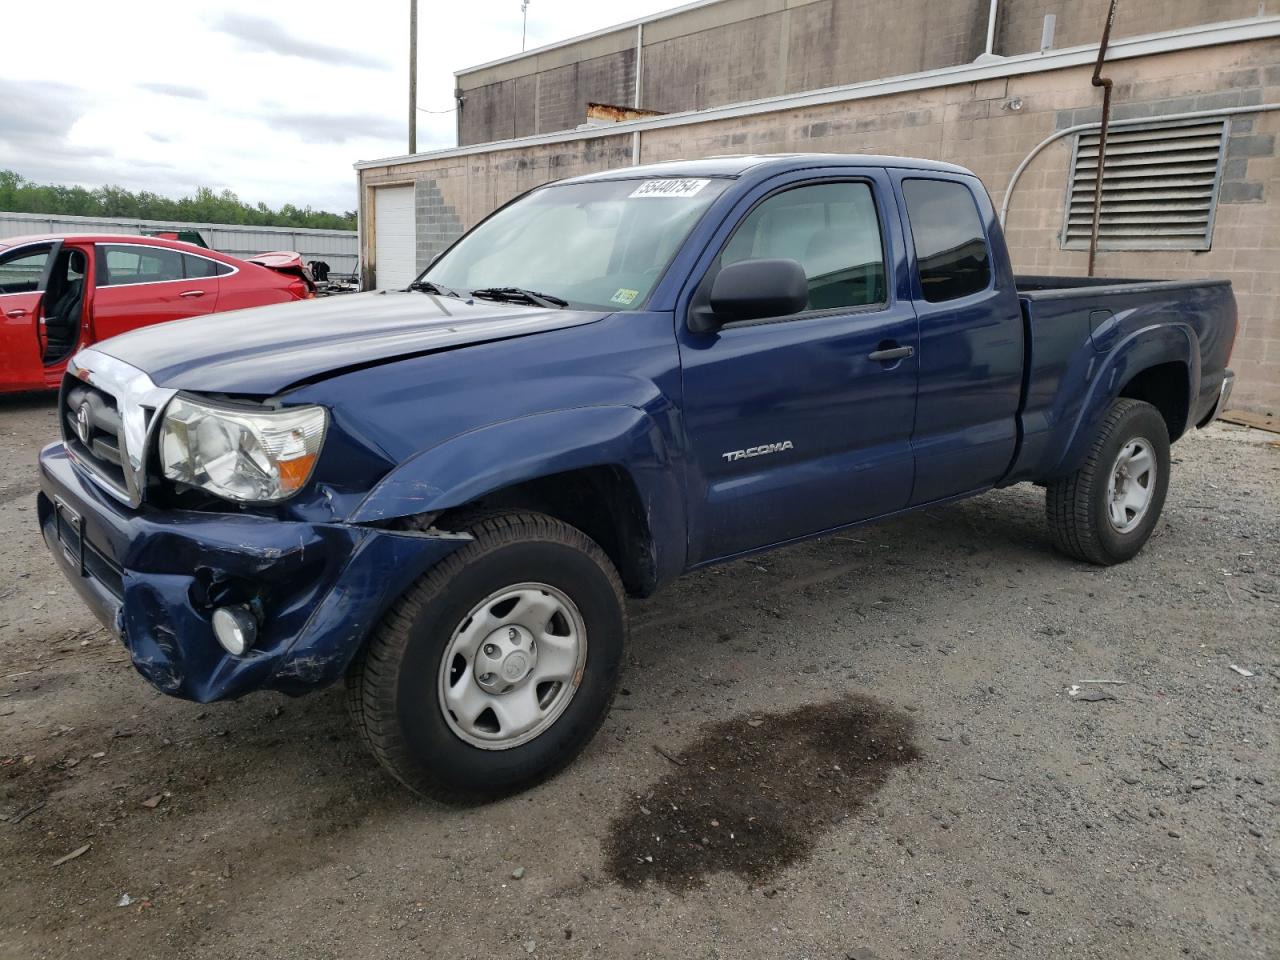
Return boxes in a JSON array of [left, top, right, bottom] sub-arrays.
[[0, 390, 1276, 960]]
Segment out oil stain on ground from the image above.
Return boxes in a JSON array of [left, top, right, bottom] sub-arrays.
[[604, 695, 920, 891]]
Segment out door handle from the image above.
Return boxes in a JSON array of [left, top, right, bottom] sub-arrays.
[[6, 308, 29, 319], [179, 290, 205, 299], [867, 345, 914, 362]]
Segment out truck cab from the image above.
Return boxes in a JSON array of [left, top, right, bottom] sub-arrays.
[[37, 155, 1236, 799]]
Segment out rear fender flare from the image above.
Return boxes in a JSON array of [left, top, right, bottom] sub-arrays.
[[1049, 323, 1197, 478], [348, 405, 685, 580]]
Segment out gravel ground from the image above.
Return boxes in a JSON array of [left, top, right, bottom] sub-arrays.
[[0, 390, 1276, 960]]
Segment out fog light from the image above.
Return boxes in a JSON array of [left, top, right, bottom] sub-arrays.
[[212, 605, 257, 656]]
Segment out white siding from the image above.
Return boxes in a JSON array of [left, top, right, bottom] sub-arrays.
[[373, 186, 417, 290]]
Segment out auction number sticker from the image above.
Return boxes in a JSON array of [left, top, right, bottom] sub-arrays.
[[629, 178, 711, 199]]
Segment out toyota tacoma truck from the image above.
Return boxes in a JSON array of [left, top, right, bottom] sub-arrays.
[[37, 155, 1237, 799]]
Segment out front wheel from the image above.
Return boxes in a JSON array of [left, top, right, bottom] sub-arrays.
[[346, 511, 626, 801], [1046, 398, 1171, 565]]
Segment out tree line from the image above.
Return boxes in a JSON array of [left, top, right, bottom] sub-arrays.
[[0, 170, 356, 231]]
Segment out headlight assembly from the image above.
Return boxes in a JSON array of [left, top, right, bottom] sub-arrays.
[[159, 396, 327, 502]]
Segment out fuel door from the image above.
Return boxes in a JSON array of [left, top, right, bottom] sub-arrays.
[[1089, 308, 1118, 352]]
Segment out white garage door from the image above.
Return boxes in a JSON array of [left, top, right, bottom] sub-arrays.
[[374, 185, 416, 290]]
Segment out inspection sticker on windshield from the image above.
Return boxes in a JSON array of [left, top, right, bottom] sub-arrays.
[[629, 178, 711, 199], [610, 288, 640, 305]]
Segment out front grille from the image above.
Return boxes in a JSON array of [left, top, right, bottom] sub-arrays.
[[62, 376, 129, 495], [60, 351, 176, 508]]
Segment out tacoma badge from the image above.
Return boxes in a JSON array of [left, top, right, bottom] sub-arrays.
[[721, 441, 795, 463]]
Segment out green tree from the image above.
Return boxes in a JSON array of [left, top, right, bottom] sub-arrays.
[[0, 171, 355, 230]]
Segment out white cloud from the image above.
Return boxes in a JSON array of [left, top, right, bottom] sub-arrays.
[[210, 12, 392, 70], [0, 0, 677, 214], [137, 82, 209, 101]]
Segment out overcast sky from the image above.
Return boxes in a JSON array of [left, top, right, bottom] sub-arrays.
[[1, 0, 674, 213]]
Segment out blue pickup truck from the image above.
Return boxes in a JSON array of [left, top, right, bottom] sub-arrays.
[[37, 154, 1236, 798]]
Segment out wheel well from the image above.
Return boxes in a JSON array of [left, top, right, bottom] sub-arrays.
[[435, 466, 658, 598], [1118, 361, 1190, 441]]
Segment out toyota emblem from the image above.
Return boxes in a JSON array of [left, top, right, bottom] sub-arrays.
[[75, 403, 92, 445]]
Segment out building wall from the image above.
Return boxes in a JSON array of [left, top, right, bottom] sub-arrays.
[[364, 38, 1280, 412], [455, 0, 1260, 146], [996, 0, 1263, 53], [459, 49, 637, 145], [642, 0, 990, 113]]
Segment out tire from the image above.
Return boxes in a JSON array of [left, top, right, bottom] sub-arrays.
[[346, 511, 626, 801], [1046, 398, 1171, 566]]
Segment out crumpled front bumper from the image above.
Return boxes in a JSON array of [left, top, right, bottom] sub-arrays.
[[37, 442, 467, 702]]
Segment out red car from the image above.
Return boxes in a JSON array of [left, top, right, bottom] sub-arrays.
[[0, 234, 315, 393]]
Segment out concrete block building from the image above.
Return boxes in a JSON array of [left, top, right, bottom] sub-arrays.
[[356, 0, 1280, 412]]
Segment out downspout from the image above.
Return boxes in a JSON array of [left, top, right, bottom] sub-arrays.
[[1087, 0, 1118, 276], [985, 0, 999, 55], [632, 22, 644, 164]]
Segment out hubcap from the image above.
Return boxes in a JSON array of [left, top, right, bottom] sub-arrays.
[[474, 624, 538, 692], [1107, 437, 1156, 534], [438, 583, 587, 750]]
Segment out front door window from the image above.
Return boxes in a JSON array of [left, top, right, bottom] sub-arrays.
[[0, 248, 52, 296]]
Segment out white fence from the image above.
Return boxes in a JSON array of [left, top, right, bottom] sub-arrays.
[[0, 211, 358, 277]]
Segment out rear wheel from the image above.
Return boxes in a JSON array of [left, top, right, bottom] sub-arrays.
[[346, 511, 626, 801], [1046, 398, 1170, 565]]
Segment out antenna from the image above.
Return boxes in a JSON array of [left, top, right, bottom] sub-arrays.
[[521, 0, 530, 51]]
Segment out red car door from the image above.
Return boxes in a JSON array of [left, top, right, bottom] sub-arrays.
[[91, 242, 220, 342], [0, 243, 55, 392]]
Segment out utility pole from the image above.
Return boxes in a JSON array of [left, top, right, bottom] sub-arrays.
[[409, 0, 418, 154], [522, 0, 530, 51]]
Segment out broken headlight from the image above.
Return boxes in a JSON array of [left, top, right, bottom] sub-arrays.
[[159, 396, 328, 502]]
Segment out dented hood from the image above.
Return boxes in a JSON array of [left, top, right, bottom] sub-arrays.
[[94, 290, 609, 394]]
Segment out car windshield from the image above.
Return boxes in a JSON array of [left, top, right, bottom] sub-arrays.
[[419, 177, 730, 311]]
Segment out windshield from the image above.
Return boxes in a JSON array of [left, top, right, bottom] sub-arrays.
[[420, 177, 730, 311]]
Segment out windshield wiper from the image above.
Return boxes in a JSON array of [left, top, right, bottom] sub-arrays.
[[408, 279, 461, 297], [470, 286, 568, 309]]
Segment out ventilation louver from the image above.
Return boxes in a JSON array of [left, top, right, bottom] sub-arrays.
[[1062, 118, 1227, 251]]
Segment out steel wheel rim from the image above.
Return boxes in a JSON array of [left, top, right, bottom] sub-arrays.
[[1107, 436, 1156, 534], [438, 582, 587, 750]]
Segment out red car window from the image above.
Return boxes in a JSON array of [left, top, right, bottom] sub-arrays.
[[96, 244, 184, 287], [0, 248, 52, 294], [183, 253, 219, 278]]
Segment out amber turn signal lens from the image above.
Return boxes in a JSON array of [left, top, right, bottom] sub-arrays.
[[278, 453, 319, 492]]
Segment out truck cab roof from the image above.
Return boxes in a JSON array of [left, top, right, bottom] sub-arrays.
[[557, 153, 976, 184]]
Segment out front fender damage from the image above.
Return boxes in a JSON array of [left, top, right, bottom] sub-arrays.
[[119, 524, 468, 702]]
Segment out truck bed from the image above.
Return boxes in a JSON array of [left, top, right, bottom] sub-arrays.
[[1005, 273, 1236, 485], [1014, 274, 1232, 298]]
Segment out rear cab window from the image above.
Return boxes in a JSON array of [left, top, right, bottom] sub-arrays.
[[901, 178, 991, 302]]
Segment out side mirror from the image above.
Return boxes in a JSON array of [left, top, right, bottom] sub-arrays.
[[707, 258, 808, 326]]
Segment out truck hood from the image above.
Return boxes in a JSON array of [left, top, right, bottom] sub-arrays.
[[94, 290, 610, 395]]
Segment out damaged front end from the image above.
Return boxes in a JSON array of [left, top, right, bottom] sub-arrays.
[[37, 443, 467, 702]]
